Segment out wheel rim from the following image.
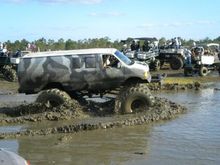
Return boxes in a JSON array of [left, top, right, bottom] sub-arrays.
[[5, 72, 14, 81], [46, 99, 62, 107], [130, 97, 148, 113], [201, 67, 208, 76], [202, 70, 207, 75], [170, 57, 183, 70]]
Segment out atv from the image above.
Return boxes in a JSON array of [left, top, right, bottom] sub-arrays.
[[0, 51, 20, 82], [122, 37, 160, 71], [184, 44, 220, 76], [158, 37, 187, 70]]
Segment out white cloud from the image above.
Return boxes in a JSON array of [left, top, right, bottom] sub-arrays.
[[36, 0, 103, 4], [2, 0, 103, 4], [196, 20, 216, 25], [50, 26, 87, 31], [2, 0, 25, 3], [89, 11, 124, 17], [138, 20, 217, 29]]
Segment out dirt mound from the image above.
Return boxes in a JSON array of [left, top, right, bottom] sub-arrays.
[[0, 99, 85, 124], [0, 97, 186, 139]]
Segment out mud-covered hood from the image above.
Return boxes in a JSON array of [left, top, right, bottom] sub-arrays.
[[123, 61, 151, 82], [132, 61, 150, 71]]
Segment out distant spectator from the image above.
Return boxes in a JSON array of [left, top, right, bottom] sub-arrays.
[[178, 37, 182, 47], [0, 43, 8, 56], [122, 43, 129, 53], [185, 49, 192, 65], [136, 41, 141, 51], [30, 43, 37, 52], [0, 42, 3, 50], [130, 40, 136, 51], [2, 44, 7, 53], [192, 42, 196, 47], [174, 37, 180, 49], [168, 38, 175, 48], [26, 43, 37, 52], [142, 40, 150, 52]]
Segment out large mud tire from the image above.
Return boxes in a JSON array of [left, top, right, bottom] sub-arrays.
[[2, 67, 17, 82], [160, 60, 165, 69], [152, 59, 161, 71], [170, 56, 184, 70], [199, 66, 209, 77], [114, 84, 155, 114], [36, 89, 72, 107]]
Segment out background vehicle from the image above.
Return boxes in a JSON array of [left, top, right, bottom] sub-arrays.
[[184, 44, 220, 76], [159, 37, 186, 70], [122, 37, 161, 71], [18, 48, 160, 114], [0, 51, 19, 82]]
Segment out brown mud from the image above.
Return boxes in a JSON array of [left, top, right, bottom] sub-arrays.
[[0, 97, 186, 139]]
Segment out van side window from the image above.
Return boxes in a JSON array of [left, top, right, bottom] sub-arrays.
[[72, 57, 81, 68], [102, 54, 120, 68], [85, 57, 96, 68]]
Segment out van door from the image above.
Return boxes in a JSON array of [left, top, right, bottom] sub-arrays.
[[80, 54, 100, 90], [100, 54, 125, 89]]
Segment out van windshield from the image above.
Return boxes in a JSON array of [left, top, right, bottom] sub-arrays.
[[114, 50, 133, 65]]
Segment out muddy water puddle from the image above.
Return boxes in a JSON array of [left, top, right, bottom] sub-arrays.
[[1, 83, 220, 165]]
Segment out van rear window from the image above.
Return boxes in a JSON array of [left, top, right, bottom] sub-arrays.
[[72, 57, 81, 68], [85, 57, 96, 68]]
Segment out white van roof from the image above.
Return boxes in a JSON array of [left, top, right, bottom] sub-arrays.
[[22, 48, 118, 58]]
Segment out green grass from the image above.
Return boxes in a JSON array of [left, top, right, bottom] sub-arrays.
[[164, 76, 219, 84]]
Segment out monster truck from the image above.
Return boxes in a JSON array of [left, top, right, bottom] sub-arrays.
[[0, 53, 19, 82], [121, 37, 160, 71], [17, 48, 158, 114]]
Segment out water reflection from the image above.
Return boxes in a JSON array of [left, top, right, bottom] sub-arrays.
[[0, 140, 18, 153], [18, 125, 152, 165]]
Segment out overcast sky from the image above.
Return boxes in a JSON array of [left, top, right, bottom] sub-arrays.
[[1, 0, 219, 41]]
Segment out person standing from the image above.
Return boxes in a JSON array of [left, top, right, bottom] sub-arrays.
[[130, 40, 136, 51], [174, 37, 179, 49], [142, 40, 150, 52], [136, 41, 141, 51]]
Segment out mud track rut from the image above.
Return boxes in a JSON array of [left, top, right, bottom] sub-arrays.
[[0, 97, 186, 139]]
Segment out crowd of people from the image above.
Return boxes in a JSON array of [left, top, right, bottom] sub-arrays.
[[0, 42, 38, 57], [122, 39, 159, 53], [130, 40, 153, 52], [167, 37, 182, 49]]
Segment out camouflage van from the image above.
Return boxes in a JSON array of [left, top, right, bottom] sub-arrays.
[[17, 48, 155, 114]]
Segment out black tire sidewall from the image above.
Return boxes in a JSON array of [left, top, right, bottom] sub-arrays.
[[153, 59, 161, 71], [170, 56, 183, 70], [199, 66, 208, 76], [36, 89, 71, 107], [122, 92, 152, 113], [3, 68, 17, 82]]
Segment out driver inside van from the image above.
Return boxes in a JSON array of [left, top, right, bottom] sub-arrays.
[[103, 55, 111, 67], [103, 55, 120, 68]]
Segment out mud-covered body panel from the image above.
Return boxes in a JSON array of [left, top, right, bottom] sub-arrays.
[[18, 48, 151, 94]]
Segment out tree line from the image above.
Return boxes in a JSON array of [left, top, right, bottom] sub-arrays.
[[3, 36, 220, 52]]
